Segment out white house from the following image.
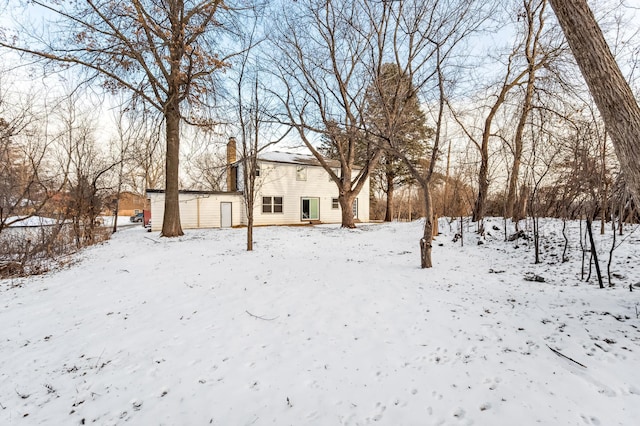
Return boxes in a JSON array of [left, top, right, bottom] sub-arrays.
[[146, 141, 370, 231]]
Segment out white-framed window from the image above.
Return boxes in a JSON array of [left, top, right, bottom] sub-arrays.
[[301, 197, 320, 220], [352, 198, 358, 218], [332, 198, 339, 209], [296, 166, 307, 181], [262, 196, 283, 213], [255, 165, 260, 177]]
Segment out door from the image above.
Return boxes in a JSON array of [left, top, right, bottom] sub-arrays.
[[301, 197, 319, 220], [220, 202, 232, 228]]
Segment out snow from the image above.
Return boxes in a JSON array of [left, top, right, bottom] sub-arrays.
[[257, 151, 342, 168], [5, 216, 59, 227], [1, 218, 639, 425], [100, 216, 141, 228], [258, 150, 318, 164]]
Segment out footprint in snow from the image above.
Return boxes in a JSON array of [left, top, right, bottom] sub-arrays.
[[484, 376, 501, 391], [452, 407, 465, 418], [580, 414, 601, 425], [429, 347, 450, 364], [371, 402, 386, 422]]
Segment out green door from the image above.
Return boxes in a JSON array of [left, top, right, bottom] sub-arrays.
[[301, 197, 319, 220]]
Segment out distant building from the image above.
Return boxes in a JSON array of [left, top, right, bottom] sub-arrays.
[[146, 139, 370, 231], [103, 191, 148, 217]]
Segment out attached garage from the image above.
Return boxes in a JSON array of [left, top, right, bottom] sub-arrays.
[[146, 190, 245, 232]]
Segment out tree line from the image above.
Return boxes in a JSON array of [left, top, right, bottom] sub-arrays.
[[0, 78, 168, 276], [0, 0, 639, 270]]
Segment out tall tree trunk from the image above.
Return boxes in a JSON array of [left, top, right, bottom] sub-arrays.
[[384, 169, 395, 222], [507, 70, 536, 219], [246, 176, 254, 251], [112, 202, 119, 234], [506, 3, 540, 220], [472, 137, 489, 223], [420, 182, 434, 268], [247, 214, 253, 251], [514, 184, 530, 228], [161, 3, 185, 237], [472, 93, 505, 225], [443, 140, 451, 217], [161, 93, 184, 237], [339, 192, 356, 229], [549, 0, 640, 209], [506, 151, 523, 220], [600, 133, 608, 234]]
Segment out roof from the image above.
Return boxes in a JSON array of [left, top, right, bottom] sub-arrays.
[[256, 151, 343, 168], [146, 189, 242, 195]]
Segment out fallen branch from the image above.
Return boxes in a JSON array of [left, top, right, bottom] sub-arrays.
[[547, 345, 587, 368], [144, 237, 160, 244], [245, 310, 278, 321]]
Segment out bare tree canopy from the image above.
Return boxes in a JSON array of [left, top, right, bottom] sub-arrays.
[[548, 0, 640, 209], [0, 0, 237, 237], [269, 0, 386, 228]]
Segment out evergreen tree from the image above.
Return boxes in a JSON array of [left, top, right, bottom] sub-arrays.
[[364, 63, 431, 221]]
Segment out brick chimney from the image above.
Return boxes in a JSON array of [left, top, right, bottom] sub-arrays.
[[226, 137, 237, 191]]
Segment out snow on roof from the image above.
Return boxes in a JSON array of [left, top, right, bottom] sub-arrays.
[[257, 151, 343, 168], [5, 216, 59, 227]]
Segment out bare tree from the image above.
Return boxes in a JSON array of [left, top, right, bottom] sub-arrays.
[[0, 78, 99, 276], [127, 107, 165, 194], [505, 0, 553, 220], [1, 1, 238, 237], [232, 19, 290, 250], [0, 81, 44, 230], [525, 106, 562, 264], [548, 0, 640, 210], [270, 0, 383, 228], [54, 93, 119, 245], [360, 0, 489, 267], [109, 104, 145, 233], [185, 146, 228, 191]]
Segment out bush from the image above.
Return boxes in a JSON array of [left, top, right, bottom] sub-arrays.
[[0, 222, 110, 278]]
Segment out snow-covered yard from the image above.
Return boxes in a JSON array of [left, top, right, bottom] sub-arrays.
[[1, 218, 639, 425]]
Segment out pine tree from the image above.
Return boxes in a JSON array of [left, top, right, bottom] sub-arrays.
[[364, 63, 430, 221]]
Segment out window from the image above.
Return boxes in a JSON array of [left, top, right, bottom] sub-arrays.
[[262, 196, 283, 213], [296, 166, 307, 181], [332, 198, 339, 209], [255, 165, 260, 177], [352, 198, 358, 218], [301, 197, 320, 220], [329, 168, 341, 181]]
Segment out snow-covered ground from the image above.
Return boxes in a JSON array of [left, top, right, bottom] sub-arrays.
[[1, 218, 639, 425], [100, 216, 143, 228]]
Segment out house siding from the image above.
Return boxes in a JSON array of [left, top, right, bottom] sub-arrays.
[[148, 192, 244, 232], [251, 161, 369, 226], [117, 192, 147, 217], [147, 156, 370, 230]]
